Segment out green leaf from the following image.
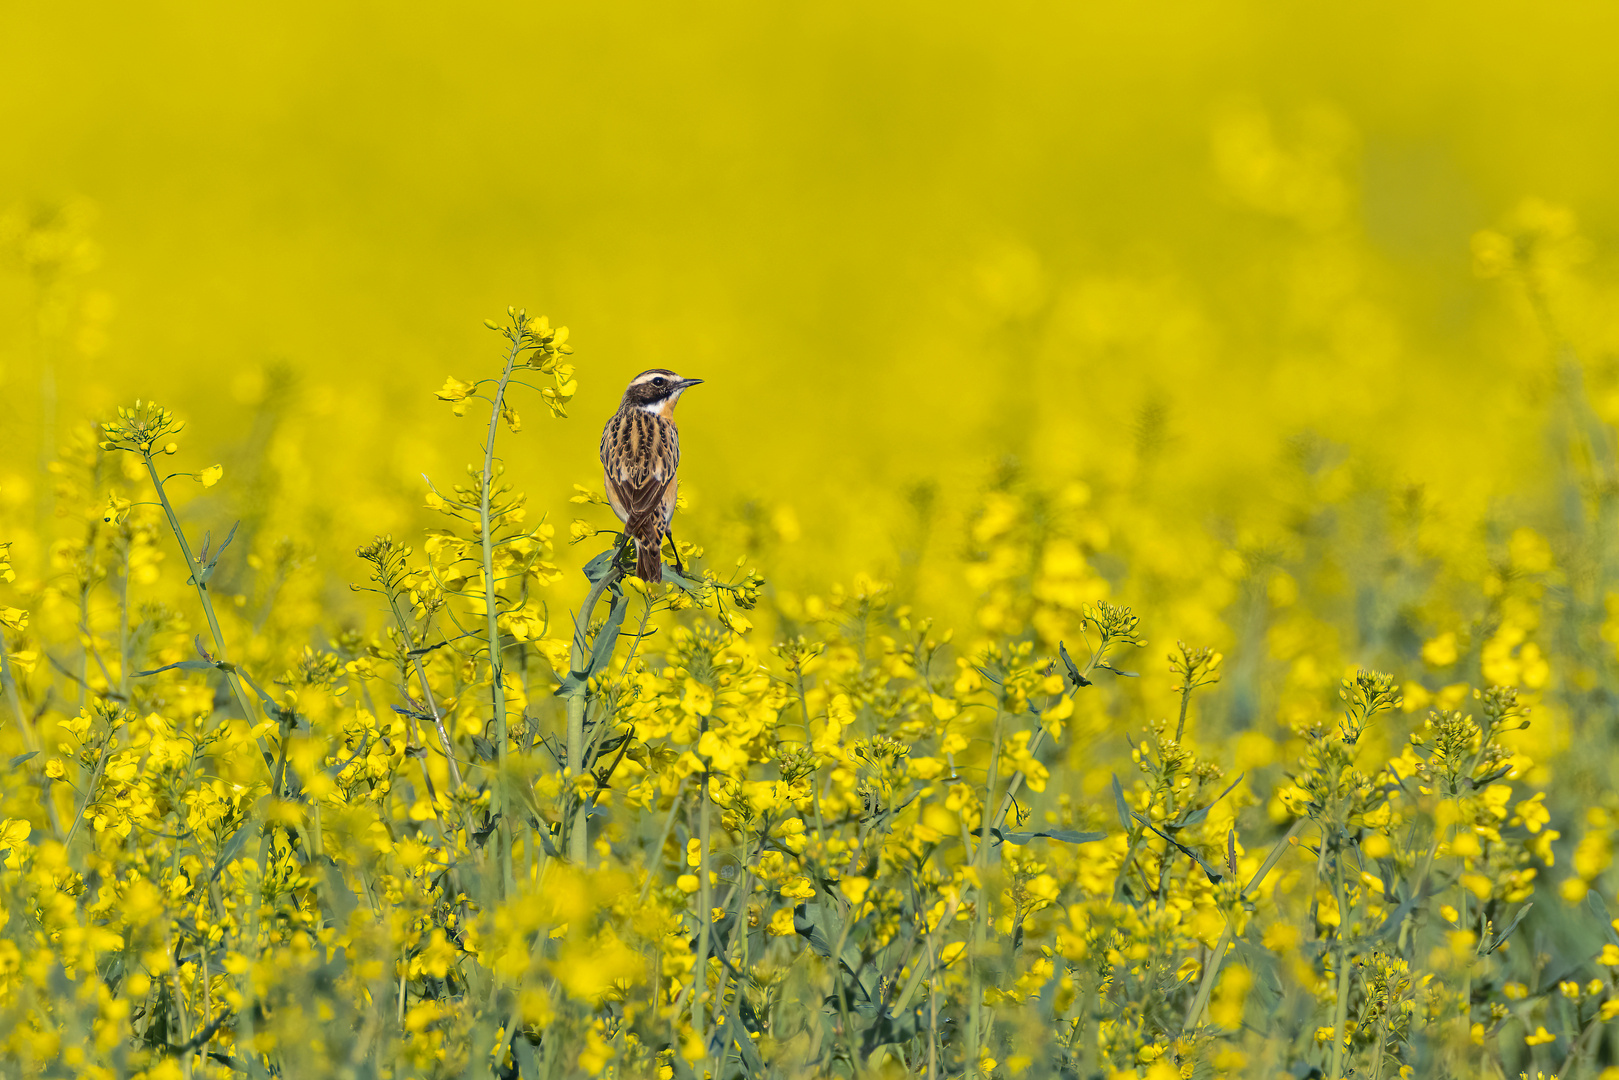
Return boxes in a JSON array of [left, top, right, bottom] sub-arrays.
[[1058, 641, 1092, 688], [860, 1006, 920, 1058], [794, 901, 872, 1002], [319, 858, 359, 928], [581, 548, 618, 584], [1587, 893, 1619, 949], [1111, 774, 1132, 832], [513, 1038, 542, 1080], [1374, 889, 1424, 941], [1172, 773, 1245, 830], [207, 822, 253, 885], [196, 520, 240, 584], [9, 752, 38, 767], [992, 827, 1106, 846], [585, 590, 628, 677], [727, 993, 769, 1073], [133, 660, 218, 678], [1485, 902, 1534, 955], [233, 667, 284, 713], [663, 565, 703, 591], [1137, 816, 1225, 883]]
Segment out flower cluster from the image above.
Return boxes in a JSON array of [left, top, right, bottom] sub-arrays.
[[0, 288, 1615, 1080]]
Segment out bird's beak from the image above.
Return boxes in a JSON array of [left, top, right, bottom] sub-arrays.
[[679, 378, 705, 388]]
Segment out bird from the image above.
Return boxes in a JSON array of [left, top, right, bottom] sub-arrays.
[[600, 368, 704, 583]]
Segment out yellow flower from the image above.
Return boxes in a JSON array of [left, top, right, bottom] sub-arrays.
[[198, 464, 223, 487], [435, 375, 475, 402], [779, 877, 814, 900], [1524, 1025, 1557, 1046], [0, 818, 29, 867]]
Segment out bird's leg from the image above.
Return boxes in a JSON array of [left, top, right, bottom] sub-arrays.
[[665, 527, 687, 574]]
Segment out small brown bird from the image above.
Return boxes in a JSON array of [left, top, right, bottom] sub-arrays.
[[600, 368, 704, 582]]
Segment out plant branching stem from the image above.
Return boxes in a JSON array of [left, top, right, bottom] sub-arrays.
[[137, 449, 278, 1067], [1182, 817, 1309, 1032], [61, 736, 112, 850], [991, 640, 1108, 833], [141, 454, 260, 739]]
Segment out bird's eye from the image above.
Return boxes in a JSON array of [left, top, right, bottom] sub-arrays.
[[652, 377, 667, 387]]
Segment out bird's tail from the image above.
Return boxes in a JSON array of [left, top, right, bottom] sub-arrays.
[[627, 514, 663, 583]]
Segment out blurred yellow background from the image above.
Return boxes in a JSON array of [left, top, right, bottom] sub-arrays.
[[4, 0, 1619, 610]]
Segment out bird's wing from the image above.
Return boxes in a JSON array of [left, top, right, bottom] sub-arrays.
[[603, 410, 680, 528]]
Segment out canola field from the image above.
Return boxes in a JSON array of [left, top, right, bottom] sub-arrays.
[[5, 3, 1619, 1078]]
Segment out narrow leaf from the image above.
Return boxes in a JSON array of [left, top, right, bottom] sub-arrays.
[[1485, 902, 1534, 954], [1111, 774, 1132, 832], [1587, 893, 1619, 949], [1058, 641, 1092, 688], [1174, 773, 1245, 830], [581, 548, 618, 584], [585, 590, 628, 677], [1139, 817, 1224, 883], [198, 520, 241, 584], [992, 827, 1106, 846], [133, 660, 219, 677]]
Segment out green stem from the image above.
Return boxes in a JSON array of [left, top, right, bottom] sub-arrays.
[[716, 826, 757, 1078], [380, 590, 481, 892], [969, 711, 1004, 1067], [639, 778, 688, 906], [140, 453, 259, 734], [0, 645, 37, 753], [481, 333, 524, 897], [1326, 846, 1352, 1080], [693, 771, 713, 1059], [1110, 824, 1146, 906], [579, 592, 655, 824], [927, 967, 940, 1080], [118, 545, 131, 698], [1, 646, 59, 837], [564, 553, 624, 865], [61, 736, 112, 851]]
